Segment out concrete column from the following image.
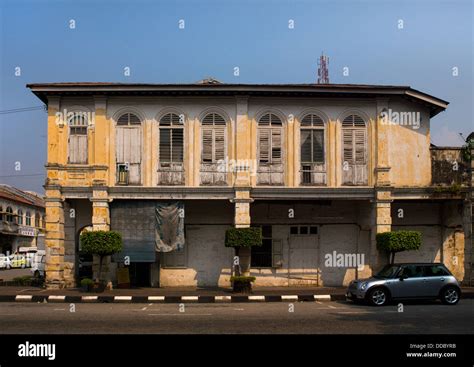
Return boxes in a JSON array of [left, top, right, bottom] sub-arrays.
[[375, 98, 391, 186], [370, 189, 392, 271], [235, 97, 251, 187], [233, 189, 252, 276], [44, 189, 65, 289], [90, 188, 113, 285]]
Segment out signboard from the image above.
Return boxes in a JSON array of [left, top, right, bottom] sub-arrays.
[[18, 227, 36, 237]]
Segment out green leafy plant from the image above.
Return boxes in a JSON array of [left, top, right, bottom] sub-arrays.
[[80, 230, 123, 284], [80, 278, 94, 287], [376, 230, 422, 264], [225, 227, 263, 248], [230, 276, 256, 283], [230, 276, 256, 293]]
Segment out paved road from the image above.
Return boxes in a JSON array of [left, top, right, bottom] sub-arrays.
[[0, 299, 472, 334]]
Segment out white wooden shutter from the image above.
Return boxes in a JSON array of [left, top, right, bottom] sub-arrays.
[[202, 128, 213, 162], [214, 127, 225, 161], [354, 129, 366, 164], [259, 129, 270, 163], [271, 128, 282, 162], [343, 128, 354, 164]]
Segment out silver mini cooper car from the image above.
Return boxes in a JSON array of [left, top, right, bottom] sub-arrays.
[[346, 263, 461, 306]]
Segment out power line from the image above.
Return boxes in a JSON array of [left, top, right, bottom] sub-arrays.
[[0, 173, 44, 178], [0, 106, 46, 115]]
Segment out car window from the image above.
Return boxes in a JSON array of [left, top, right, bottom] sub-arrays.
[[399, 265, 424, 278], [424, 265, 450, 277]]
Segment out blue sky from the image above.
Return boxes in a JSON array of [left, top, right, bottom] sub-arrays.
[[0, 0, 472, 193]]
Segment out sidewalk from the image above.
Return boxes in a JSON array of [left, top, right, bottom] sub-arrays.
[[0, 286, 472, 303]]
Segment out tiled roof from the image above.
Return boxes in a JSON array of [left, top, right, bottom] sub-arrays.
[[0, 184, 45, 208]]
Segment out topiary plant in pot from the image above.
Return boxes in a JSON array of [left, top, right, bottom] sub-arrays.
[[225, 227, 262, 293], [376, 230, 422, 264], [80, 230, 123, 291], [80, 278, 94, 292]]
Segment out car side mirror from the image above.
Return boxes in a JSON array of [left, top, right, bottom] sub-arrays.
[[399, 275, 408, 281]]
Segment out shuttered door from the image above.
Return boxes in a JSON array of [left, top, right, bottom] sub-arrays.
[[116, 127, 141, 184], [342, 127, 367, 185], [258, 129, 270, 163], [69, 130, 88, 164], [214, 127, 225, 161], [202, 128, 213, 162], [271, 128, 282, 162]]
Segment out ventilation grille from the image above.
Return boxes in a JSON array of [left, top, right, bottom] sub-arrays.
[[301, 114, 324, 127], [202, 113, 226, 126], [259, 113, 282, 126], [117, 113, 141, 125], [342, 114, 365, 127]]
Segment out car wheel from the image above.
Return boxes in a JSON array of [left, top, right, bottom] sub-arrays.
[[367, 287, 389, 306], [441, 287, 460, 305]]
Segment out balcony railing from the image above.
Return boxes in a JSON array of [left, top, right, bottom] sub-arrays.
[[300, 163, 327, 185], [158, 163, 185, 185]]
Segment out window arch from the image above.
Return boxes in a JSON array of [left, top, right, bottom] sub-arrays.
[[6, 207, 13, 223], [17, 209, 23, 225], [116, 112, 142, 185], [201, 113, 226, 163], [341, 114, 368, 185], [159, 113, 184, 164], [258, 113, 283, 164], [25, 211, 31, 226], [68, 114, 88, 164], [300, 114, 326, 185]]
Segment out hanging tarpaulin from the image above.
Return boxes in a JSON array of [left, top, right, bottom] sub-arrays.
[[155, 202, 185, 252]]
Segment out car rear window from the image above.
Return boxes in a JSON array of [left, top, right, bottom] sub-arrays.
[[424, 265, 450, 277]]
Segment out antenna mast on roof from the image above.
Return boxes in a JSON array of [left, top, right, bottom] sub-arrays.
[[317, 53, 329, 84]]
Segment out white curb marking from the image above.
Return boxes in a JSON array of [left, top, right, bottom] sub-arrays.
[[181, 296, 199, 301], [215, 296, 231, 302], [148, 296, 165, 302], [15, 295, 32, 302], [48, 295, 66, 302], [281, 295, 298, 301], [114, 296, 132, 302], [248, 295, 265, 301], [314, 295, 331, 302], [81, 296, 98, 302]]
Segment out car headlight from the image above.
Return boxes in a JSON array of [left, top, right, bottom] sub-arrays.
[[360, 282, 368, 291]]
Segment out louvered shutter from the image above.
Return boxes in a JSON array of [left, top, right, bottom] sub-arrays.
[[343, 129, 354, 164], [313, 130, 324, 163], [271, 129, 282, 162], [202, 128, 213, 162], [300, 130, 312, 162], [214, 127, 225, 161], [354, 129, 366, 164], [259, 129, 270, 163], [172, 129, 184, 162], [160, 129, 171, 162]]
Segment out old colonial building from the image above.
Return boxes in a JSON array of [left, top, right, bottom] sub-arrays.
[[0, 185, 45, 254], [27, 81, 472, 288]]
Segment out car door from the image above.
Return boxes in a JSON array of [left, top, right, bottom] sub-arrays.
[[423, 265, 450, 297], [390, 265, 427, 298]]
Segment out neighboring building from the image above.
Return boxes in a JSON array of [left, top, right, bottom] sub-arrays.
[[27, 81, 472, 289], [0, 185, 45, 254]]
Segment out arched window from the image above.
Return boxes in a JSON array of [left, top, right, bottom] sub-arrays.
[[17, 209, 23, 225], [158, 113, 185, 185], [200, 113, 227, 185], [68, 114, 88, 164], [116, 113, 142, 185], [201, 113, 226, 163], [300, 114, 326, 185], [6, 207, 13, 223], [257, 113, 284, 185], [35, 212, 40, 227], [159, 113, 184, 164], [342, 114, 367, 185], [25, 211, 31, 226]]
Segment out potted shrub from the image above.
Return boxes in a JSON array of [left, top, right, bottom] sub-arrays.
[[376, 230, 422, 264], [80, 278, 94, 292], [80, 230, 123, 291], [225, 227, 262, 293], [230, 276, 256, 294]]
